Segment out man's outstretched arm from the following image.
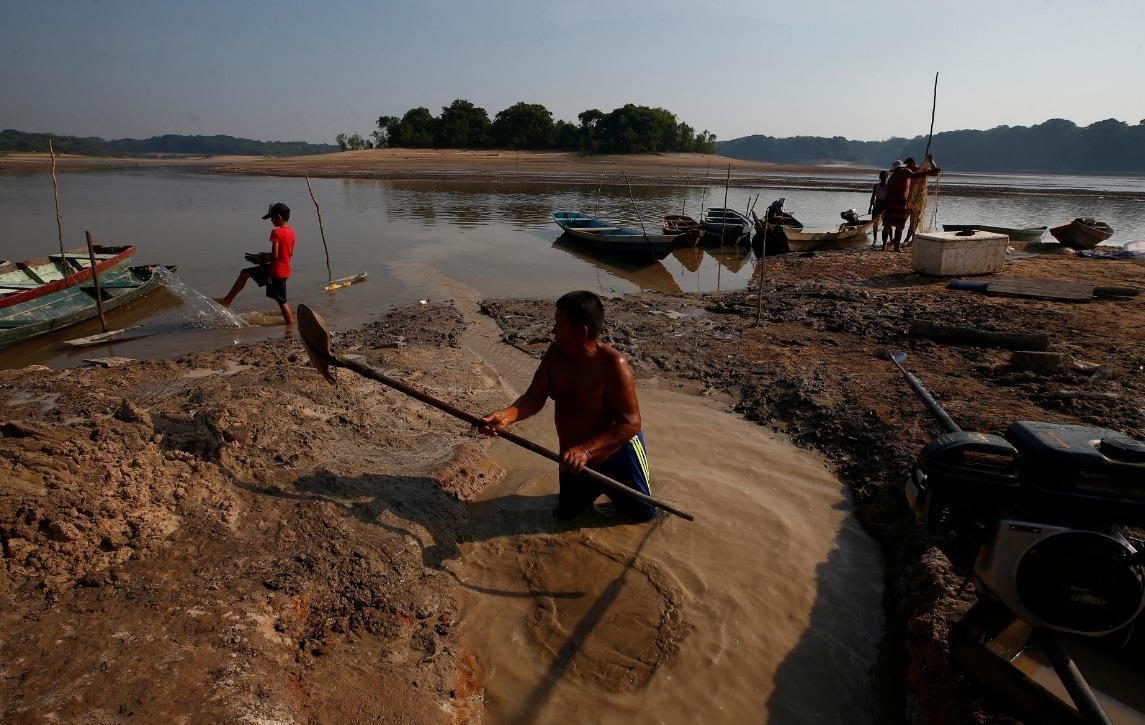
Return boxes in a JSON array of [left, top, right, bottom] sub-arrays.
[[479, 352, 551, 435]]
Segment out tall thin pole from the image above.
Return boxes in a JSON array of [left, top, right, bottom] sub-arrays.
[[719, 163, 731, 247], [621, 172, 655, 261], [594, 170, 605, 219], [84, 231, 109, 332], [923, 72, 939, 159], [305, 174, 334, 285], [754, 222, 768, 325], [48, 138, 67, 285], [681, 173, 689, 215], [699, 159, 711, 216]]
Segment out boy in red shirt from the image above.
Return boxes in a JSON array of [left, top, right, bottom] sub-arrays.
[[217, 202, 296, 325]]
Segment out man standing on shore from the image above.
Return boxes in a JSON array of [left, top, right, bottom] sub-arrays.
[[883, 157, 941, 252], [217, 202, 296, 325], [480, 291, 655, 523], [868, 170, 889, 247], [904, 156, 938, 246]]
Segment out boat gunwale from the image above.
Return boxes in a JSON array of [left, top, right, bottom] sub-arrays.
[[0, 245, 136, 310]]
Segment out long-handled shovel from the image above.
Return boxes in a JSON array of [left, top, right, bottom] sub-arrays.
[[297, 304, 695, 522]]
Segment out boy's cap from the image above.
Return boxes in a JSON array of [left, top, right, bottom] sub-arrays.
[[262, 202, 290, 219]]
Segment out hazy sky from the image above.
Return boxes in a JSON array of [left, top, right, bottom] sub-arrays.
[[3, 0, 1143, 144]]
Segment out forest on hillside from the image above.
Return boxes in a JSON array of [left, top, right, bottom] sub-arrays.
[[717, 118, 1145, 174], [0, 130, 336, 157]]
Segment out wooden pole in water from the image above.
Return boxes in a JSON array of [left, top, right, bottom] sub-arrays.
[[84, 231, 109, 333], [621, 172, 656, 261], [719, 163, 730, 247], [304, 174, 333, 286], [48, 138, 67, 286], [681, 173, 689, 215], [594, 170, 605, 219], [699, 159, 711, 216], [754, 221, 768, 325]]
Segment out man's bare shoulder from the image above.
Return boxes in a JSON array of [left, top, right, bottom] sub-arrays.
[[598, 342, 633, 376]]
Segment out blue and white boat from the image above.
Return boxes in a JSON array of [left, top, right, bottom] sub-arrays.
[[552, 211, 700, 259]]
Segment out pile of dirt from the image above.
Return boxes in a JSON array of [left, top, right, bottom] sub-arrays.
[[482, 250, 1145, 724], [0, 303, 504, 722]]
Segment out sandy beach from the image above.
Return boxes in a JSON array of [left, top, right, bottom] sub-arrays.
[[3, 241, 1143, 721]]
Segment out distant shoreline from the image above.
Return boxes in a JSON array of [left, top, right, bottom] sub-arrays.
[[2, 149, 1142, 199]]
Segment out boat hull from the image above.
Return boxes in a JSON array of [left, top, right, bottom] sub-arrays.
[[0, 245, 136, 310], [943, 224, 1047, 242], [0, 265, 171, 348], [751, 221, 872, 255], [553, 211, 698, 259], [1049, 220, 1114, 249]]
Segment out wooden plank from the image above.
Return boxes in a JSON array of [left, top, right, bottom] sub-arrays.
[[986, 278, 1094, 301]]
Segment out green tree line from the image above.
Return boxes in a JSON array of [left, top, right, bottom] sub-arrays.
[[0, 130, 336, 157], [716, 118, 1145, 174], [337, 100, 716, 154]]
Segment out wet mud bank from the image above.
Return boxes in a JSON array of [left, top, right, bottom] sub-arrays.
[[481, 250, 1145, 724], [0, 303, 504, 722]]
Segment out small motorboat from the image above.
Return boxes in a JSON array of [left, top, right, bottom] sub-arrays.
[[943, 224, 1048, 243], [1050, 218, 1114, 249], [552, 211, 701, 259], [662, 214, 700, 235], [698, 208, 752, 246]]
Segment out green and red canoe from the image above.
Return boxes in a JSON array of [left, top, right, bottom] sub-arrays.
[[0, 245, 170, 348]]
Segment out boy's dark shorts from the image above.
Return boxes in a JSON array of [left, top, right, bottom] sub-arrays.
[[557, 432, 655, 522], [243, 266, 288, 305]]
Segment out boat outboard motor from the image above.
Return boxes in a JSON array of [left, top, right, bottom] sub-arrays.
[[891, 352, 1145, 637]]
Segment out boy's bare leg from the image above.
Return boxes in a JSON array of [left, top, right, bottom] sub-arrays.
[[216, 270, 250, 307], [279, 302, 295, 326]]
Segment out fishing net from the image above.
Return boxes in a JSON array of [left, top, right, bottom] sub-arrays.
[[906, 158, 941, 233]]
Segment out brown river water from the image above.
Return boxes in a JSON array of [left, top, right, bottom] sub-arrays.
[[3, 168, 1144, 369]]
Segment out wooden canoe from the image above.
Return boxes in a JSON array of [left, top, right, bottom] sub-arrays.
[[1049, 219, 1114, 249], [0, 245, 135, 310], [698, 208, 752, 246], [553, 211, 701, 259], [0, 264, 172, 348], [662, 214, 700, 235]]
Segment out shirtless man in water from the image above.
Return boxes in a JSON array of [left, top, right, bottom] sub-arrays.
[[480, 291, 655, 522]]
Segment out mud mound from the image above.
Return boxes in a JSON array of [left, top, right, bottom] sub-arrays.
[[1, 302, 504, 722], [517, 535, 689, 694]]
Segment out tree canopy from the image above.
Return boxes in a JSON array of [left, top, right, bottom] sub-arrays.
[[356, 99, 715, 154], [717, 118, 1145, 173]]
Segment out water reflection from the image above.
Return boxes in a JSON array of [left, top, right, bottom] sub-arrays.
[[3, 169, 1142, 369], [551, 238, 682, 294]]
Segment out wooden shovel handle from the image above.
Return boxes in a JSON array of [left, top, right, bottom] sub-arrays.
[[335, 355, 694, 522]]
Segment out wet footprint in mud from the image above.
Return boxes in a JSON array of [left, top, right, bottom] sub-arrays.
[[516, 535, 689, 693]]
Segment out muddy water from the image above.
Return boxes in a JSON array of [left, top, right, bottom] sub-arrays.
[[4, 169, 1145, 370], [454, 310, 884, 723]]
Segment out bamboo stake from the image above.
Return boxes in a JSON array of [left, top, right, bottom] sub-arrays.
[[305, 174, 334, 287], [594, 170, 605, 218], [620, 172, 655, 261], [84, 231, 109, 332], [719, 163, 730, 247], [754, 221, 768, 325], [699, 159, 711, 216], [680, 173, 689, 215], [48, 138, 67, 286]]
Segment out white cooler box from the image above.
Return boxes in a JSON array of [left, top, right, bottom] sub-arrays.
[[911, 230, 1008, 276]]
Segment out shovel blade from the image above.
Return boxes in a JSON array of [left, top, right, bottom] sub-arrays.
[[297, 304, 337, 385]]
